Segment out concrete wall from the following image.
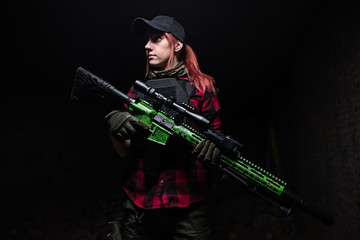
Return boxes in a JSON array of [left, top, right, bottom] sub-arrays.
[[283, 2, 360, 239]]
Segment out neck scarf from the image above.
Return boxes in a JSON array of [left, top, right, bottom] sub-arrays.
[[147, 61, 187, 79]]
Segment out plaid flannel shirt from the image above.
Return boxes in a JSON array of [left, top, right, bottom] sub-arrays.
[[123, 77, 221, 209]]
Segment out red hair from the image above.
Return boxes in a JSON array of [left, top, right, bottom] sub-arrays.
[[145, 33, 217, 95]]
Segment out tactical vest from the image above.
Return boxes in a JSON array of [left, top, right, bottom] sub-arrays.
[[132, 77, 195, 118], [130, 77, 196, 177]]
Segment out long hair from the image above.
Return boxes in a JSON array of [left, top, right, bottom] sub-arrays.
[[145, 33, 217, 95]]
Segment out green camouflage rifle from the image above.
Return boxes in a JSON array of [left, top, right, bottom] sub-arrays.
[[71, 67, 334, 227]]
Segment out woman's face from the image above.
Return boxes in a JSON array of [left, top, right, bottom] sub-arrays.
[[145, 31, 172, 70]]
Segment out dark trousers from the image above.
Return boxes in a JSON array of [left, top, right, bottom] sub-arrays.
[[122, 198, 215, 240]]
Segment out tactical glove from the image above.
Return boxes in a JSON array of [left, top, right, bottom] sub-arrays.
[[106, 110, 149, 141], [192, 139, 221, 165]]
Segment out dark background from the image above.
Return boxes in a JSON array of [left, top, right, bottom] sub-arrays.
[[2, 0, 360, 239]]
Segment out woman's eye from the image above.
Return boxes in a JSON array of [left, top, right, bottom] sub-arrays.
[[151, 35, 163, 42]]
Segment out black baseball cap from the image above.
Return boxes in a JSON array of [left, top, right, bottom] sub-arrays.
[[132, 15, 186, 43]]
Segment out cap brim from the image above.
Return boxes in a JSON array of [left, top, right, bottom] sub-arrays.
[[132, 17, 169, 38]]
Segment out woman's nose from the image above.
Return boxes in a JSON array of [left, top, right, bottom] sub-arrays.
[[145, 40, 152, 51]]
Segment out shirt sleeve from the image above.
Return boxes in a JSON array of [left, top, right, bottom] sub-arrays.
[[190, 90, 221, 132], [123, 85, 136, 111], [202, 91, 221, 132]]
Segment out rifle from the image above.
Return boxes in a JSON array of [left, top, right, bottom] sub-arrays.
[[71, 67, 334, 226]]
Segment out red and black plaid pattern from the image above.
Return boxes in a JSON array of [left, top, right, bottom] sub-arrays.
[[123, 77, 221, 209]]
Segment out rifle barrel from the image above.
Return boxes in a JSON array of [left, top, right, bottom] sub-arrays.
[[282, 189, 334, 226]]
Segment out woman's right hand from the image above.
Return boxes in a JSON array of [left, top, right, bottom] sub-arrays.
[[106, 110, 150, 141]]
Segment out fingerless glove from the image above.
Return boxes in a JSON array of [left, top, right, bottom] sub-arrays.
[[192, 139, 221, 165], [106, 110, 149, 141]]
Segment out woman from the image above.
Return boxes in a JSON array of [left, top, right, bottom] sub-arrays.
[[106, 15, 221, 240]]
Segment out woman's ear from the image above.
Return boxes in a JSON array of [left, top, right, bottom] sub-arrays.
[[175, 41, 184, 52]]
